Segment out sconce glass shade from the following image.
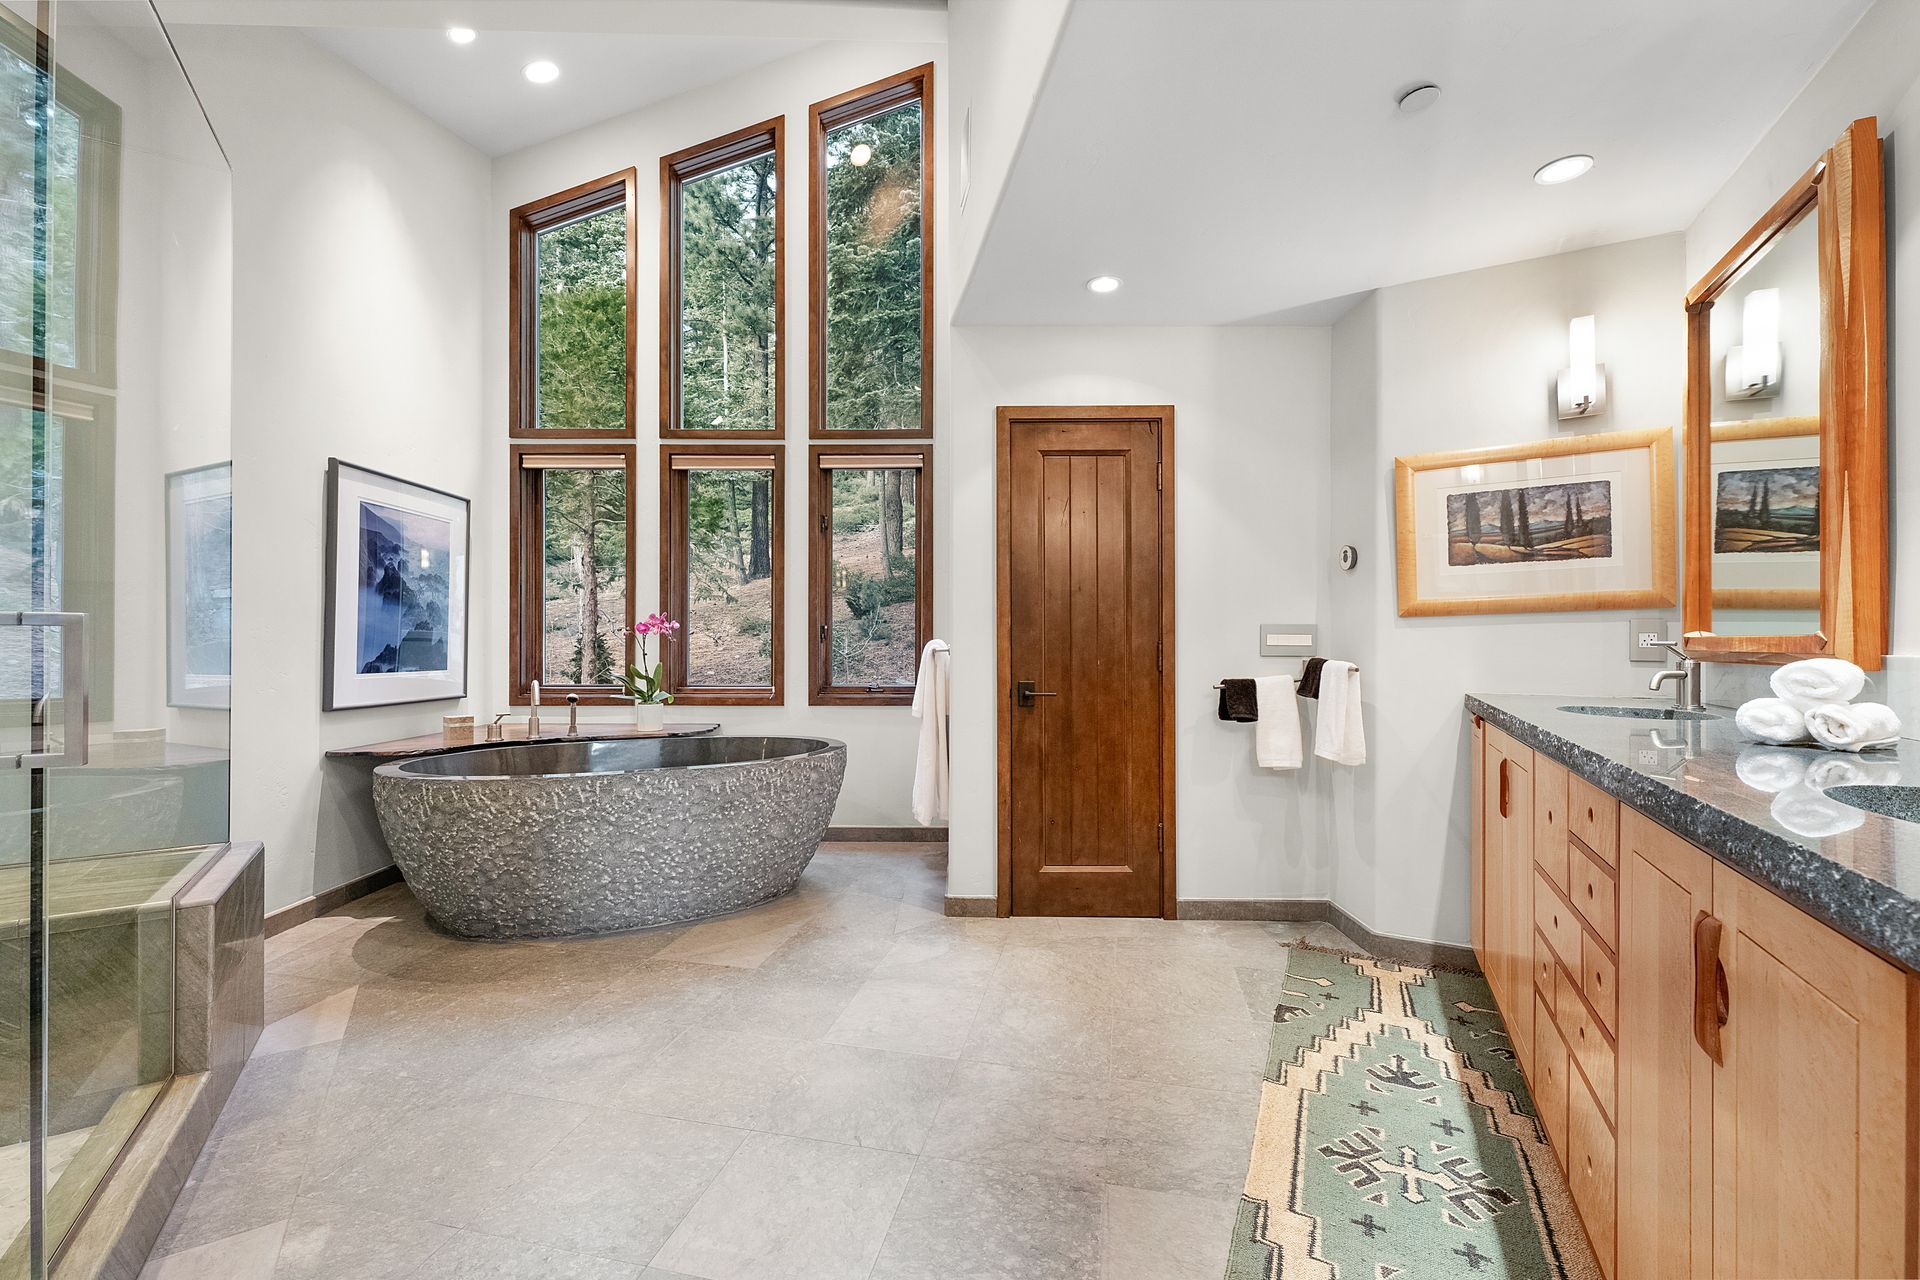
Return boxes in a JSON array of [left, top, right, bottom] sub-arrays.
[[1556, 314, 1607, 420], [1726, 288, 1782, 400]]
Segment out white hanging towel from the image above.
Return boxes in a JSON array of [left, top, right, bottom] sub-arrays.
[[1314, 661, 1366, 766], [910, 639, 951, 825], [1254, 675, 1302, 770]]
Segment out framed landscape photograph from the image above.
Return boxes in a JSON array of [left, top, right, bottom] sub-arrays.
[[1393, 427, 1674, 617], [322, 459, 470, 710], [166, 462, 233, 709], [1708, 416, 1819, 610]]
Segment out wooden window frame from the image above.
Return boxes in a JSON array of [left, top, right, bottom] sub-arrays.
[[807, 63, 936, 439], [808, 443, 932, 706], [661, 117, 785, 440], [508, 168, 638, 440], [508, 443, 637, 705], [660, 443, 786, 706]]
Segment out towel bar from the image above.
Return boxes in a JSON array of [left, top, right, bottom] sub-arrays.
[[1212, 666, 1357, 690]]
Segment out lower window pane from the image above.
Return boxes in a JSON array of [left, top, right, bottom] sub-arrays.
[[829, 467, 917, 687], [540, 467, 628, 685], [685, 468, 775, 686]]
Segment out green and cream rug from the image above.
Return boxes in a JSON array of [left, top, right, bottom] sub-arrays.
[[1227, 946, 1600, 1280]]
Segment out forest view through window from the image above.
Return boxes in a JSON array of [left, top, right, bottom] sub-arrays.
[[677, 460, 777, 690], [535, 203, 627, 432], [820, 80, 926, 432], [827, 463, 918, 687], [540, 464, 628, 686], [677, 141, 778, 432]]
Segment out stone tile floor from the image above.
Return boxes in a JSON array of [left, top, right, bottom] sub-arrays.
[[140, 845, 1359, 1279]]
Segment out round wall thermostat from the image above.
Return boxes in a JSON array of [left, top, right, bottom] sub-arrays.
[[1338, 545, 1360, 572]]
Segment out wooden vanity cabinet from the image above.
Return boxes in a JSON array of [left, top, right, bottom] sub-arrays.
[[1474, 725, 1918, 1280]]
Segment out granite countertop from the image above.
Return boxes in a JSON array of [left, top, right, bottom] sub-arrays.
[[1467, 693, 1920, 976], [327, 722, 722, 760]]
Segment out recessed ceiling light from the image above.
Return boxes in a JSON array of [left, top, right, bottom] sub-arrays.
[[446, 26, 476, 45], [1534, 154, 1594, 185], [523, 59, 560, 85], [1396, 83, 1440, 114], [1086, 275, 1122, 294], [848, 142, 873, 167]]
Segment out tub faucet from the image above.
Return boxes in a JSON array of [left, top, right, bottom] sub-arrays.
[[567, 694, 580, 737], [529, 680, 541, 738], [1648, 643, 1706, 712]]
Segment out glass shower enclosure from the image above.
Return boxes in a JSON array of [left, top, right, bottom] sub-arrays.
[[0, 2, 231, 1275]]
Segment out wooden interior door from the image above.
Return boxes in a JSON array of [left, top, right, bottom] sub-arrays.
[[998, 407, 1172, 917], [1709, 862, 1910, 1279], [1617, 808, 1715, 1280]]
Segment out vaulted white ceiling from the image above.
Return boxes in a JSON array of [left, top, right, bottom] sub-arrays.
[[957, 0, 1873, 325]]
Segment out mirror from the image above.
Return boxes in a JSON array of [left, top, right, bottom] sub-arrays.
[[1683, 117, 1887, 668]]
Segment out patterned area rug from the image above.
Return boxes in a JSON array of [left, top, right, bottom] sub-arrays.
[[1226, 946, 1600, 1280]]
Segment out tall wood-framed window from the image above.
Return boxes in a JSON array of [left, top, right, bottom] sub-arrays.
[[808, 64, 934, 437], [661, 118, 784, 438], [509, 444, 636, 704], [509, 169, 637, 439], [661, 444, 784, 704], [808, 444, 930, 705]]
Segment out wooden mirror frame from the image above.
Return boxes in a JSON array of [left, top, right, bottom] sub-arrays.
[[1682, 117, 1887, 669]]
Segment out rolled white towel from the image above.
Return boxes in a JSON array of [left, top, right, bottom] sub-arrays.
[[1802, 701, 1902, 753], [1770, 781, 1866, 838], [1734, 748, 1808, 794], [1769, 657, 1866, 710], [1735, 697, 1811, 745]]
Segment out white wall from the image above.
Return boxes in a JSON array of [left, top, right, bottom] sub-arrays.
[[1323, 234, 1687, 945], [171, 26, 491, 911], [942, 326, 1337, 904], [484, 40, 945, 831]]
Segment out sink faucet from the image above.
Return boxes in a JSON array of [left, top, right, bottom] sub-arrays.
[[1648, 643, 1706, 712], [529, 680, 541, 738], [566, 693, 580, 737]]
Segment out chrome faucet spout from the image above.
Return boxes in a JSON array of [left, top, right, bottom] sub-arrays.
[[529, 680, 542, 738], [567, 694, 580, 737], [1648, 645, 1706, 712]]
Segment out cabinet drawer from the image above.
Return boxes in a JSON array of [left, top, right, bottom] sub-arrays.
[[1567, 776, 1617, 867], [1580, 930, 1617, 1037], [1534, 870, 1582, 970], [1554, 962, 1615, 1125], [1534, 757, 1570, 892], [1533, 929, 1558, 1012], [1532, 994, 1569, 1167], [1569, 841, 1618, 951], [1568, 1071, 1616, 1279]]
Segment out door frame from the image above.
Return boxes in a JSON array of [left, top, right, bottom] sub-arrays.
[[994, 404, 1176, 919]]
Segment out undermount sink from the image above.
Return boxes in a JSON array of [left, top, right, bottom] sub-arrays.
[[1556, 704, 1722, 722], [1821, 785, 1920, 824]]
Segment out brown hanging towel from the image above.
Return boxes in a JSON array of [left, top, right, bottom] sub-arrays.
[[1217, 678, 1259, 722], [1296, 657, 1328, 700]]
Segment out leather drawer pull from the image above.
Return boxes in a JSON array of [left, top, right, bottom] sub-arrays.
[[1693, 911, 1728, 1065]]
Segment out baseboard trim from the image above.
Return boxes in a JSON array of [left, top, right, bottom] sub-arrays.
[[827, 826, 948, 842], [266, 865, 403, 937], [1176, 897, 1478, 972], [943, 895, 998, 917]]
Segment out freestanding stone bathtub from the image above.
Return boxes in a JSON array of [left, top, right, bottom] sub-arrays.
[[370, 735, 847, 939]]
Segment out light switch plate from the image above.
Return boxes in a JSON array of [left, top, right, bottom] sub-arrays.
[[1628, 617, 1674, 664], [1259, 624, 1316, 658]]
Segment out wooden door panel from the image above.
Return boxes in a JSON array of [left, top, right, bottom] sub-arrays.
[[1005, 414, 1166, 916], [1711, 862, 1909, 1280], [1618, 808, 1714, 1280]]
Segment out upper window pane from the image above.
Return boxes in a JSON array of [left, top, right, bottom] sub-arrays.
[[535, 205, 627, 431], [1, 50, 86, 368], [684, 466, 775, 686], [823, 98, 922, 432], [828, 465, 918, 687], [540, 465, 628, 684], [680, 153, 777, 431]]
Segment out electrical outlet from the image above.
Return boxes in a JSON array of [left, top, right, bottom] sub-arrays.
[[1628, 617, 1674, 664]]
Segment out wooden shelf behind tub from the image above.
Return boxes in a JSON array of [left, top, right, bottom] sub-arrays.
[[326, 722, 722, 761]]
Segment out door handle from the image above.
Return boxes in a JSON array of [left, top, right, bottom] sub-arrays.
[[4, 611, 89, 768], [1498, 757, 1510, 819], [1014, 680, 1058, 708], [1693, 910, 1728, 1065]]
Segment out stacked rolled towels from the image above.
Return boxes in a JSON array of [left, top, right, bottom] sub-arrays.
[[1734, 657, 1901, 751]]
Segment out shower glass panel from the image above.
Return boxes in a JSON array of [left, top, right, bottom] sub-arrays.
[[0, 1, 231, 1274]]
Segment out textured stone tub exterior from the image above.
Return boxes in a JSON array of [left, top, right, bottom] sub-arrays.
[[371, 736, 846, 939]]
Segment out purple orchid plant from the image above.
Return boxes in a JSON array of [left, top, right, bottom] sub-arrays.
[[624, 613, 680, 704]]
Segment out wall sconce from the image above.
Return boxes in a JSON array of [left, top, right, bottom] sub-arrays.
[[1725, 287, 1781, 401], [1556, 314, 1609, 421]]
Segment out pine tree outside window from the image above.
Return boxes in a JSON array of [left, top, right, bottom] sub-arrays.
[[509, 446, 634, 702], [660, 445, 784, 705]]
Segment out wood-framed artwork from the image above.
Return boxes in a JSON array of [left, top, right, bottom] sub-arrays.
[[165, 461, 232, 710], [1393, 427, 1675, 617], [1707, 416, 1819, 612], [322, 459, 471, 711]]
